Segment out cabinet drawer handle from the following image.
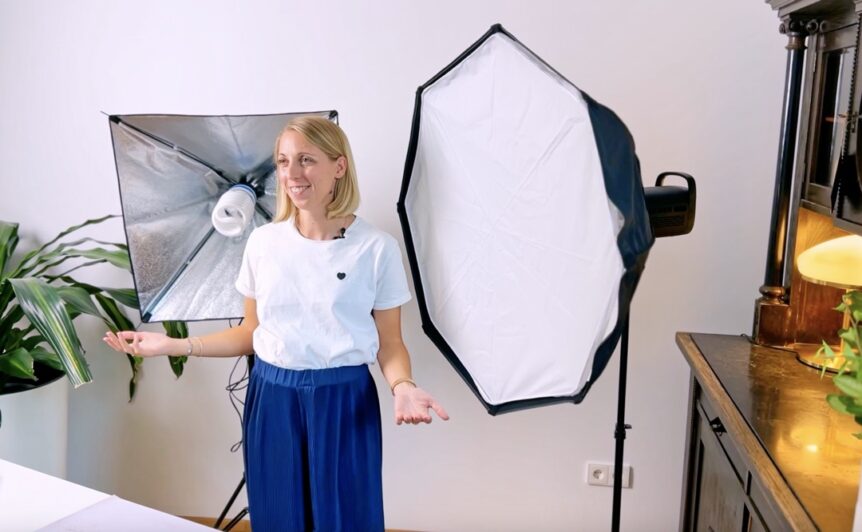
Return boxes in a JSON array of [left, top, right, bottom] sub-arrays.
[[709, 417, 726, 435]]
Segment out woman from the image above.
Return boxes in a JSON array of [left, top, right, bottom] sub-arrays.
[[104, 116, 448, 531]]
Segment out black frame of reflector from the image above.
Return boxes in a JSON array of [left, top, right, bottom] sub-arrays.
[[107, 110, 339, 324], [397, 24, 654, 416]]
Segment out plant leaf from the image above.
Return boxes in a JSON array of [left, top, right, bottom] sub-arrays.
[[8, 278, 91, 388], [93, 293, 139, 399], [20, 332, 46, 351], [0, 347, 35, 380], [829, 394, 862, 415], [56, 286, 103, 320], [828, 394, 851, 414], [162, 321, 188, 378], [30, 347, 64, 371], [163, 321, 188, 339], [126, 353, 142, 401], [12, 215, 119, 274], [834, 374, 862, 398], [103, 288, 138, 309], [53, 277, 138, 310], [93, 293, 134, 332], [26, 246, 129, 278], [0, 305, 24, 345], [0, 221, 19, 277], [58, 248, 130, 271]]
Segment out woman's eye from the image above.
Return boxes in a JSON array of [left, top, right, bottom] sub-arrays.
[[300, 156, 313, 165]]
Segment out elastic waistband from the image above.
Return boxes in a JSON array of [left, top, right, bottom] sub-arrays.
[[252, 357, 370, 387]]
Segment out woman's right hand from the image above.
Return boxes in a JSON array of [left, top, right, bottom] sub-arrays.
[[103, 330, 181, 358]]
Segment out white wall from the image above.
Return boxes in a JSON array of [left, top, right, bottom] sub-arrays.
[[0, 0, 785, 530]]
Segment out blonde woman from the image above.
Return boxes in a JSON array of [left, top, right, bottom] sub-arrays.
[[104, 116, 448, 531]]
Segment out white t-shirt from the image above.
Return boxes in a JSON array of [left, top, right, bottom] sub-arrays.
[[234, 216, 412, 369]]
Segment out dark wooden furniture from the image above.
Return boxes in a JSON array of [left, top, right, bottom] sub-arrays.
[[678, 332, 862, 531], [755, 0, 862, 348]]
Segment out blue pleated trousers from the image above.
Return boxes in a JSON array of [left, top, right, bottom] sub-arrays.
[[242, 357, 384, 532]]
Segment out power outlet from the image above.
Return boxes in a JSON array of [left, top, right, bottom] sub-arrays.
[[586, 463, 632, 488]]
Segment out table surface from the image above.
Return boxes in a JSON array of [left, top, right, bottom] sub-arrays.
[[0, 458, 110, 531], [687, 333, 862, 532], [0, 458, 211, 531]]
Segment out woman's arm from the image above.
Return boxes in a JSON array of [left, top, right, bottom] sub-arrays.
[[104, 298, 258, 358], [374, 306, 414, 393], [374, 306, 448, 424]]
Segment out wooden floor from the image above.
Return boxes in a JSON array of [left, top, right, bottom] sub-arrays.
[[183, 516, 415, 531], [183, 516, 251, 531]]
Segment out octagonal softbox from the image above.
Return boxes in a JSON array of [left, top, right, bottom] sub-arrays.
[[109, 110, 336, 323], [398, 25, 653, 414]]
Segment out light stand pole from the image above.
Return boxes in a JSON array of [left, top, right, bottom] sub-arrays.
[[611, 313, 631, 532]]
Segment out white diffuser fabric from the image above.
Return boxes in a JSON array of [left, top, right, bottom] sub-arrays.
[[404, 34, 624, 406]]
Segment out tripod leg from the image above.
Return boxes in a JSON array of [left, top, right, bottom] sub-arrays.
[[222, 507, 249, 531], [214, 475, 246, 529]]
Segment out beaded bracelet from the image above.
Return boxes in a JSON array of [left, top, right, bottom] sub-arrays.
[[390, 377, 416, 395]]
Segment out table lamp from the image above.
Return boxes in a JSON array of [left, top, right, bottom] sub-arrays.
[[796, 234, 862, 372]]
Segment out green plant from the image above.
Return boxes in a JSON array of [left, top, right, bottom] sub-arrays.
[[0, 215, 188, 399], [818, 290, 862, 438]]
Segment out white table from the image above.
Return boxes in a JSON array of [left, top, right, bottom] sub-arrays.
[[0, 459, 211, 531]]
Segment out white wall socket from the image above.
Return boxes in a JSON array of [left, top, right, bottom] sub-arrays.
[[586, 463, 632, 488]]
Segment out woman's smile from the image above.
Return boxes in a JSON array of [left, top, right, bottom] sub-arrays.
[[289, 185, 311, 196]]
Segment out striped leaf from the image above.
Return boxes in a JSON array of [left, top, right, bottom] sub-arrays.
[[13, 215, 118, 274], [53, 276, 139, 309], [8, 278, 92, 388], [0, 221, 19, 277], [21, 237, 128, 276]]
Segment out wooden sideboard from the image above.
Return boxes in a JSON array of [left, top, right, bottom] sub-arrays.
[[677, 332, 862, 531]]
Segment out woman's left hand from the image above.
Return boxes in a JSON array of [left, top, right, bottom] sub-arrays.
[[393, 385, 449, 425]]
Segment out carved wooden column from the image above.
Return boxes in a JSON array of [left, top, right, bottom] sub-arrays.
[[754, 18, 816, 345]]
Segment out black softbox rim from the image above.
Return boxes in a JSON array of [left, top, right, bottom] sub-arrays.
[[397, 24, 654, 415]]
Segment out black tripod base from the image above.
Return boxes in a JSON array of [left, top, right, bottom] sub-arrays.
[[214, 475, 247, 530]]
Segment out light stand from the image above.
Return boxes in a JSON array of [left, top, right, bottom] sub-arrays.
[[611, 314, 630, 532], [608, 174, 697, 532], [213, 353, 254, 531]]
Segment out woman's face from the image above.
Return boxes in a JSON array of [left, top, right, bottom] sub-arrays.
[[276, 130, 346, 215]]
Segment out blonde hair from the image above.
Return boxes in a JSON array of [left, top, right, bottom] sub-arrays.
[[272, 116, 360, 223]]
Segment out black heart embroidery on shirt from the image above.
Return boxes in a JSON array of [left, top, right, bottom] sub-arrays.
[[337, 272, 346, 280]]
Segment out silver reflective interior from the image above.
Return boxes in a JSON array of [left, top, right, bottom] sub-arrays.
[[110, 111, 334, 322]]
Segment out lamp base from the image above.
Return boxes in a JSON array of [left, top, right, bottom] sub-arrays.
[[792, 342, 843, 373]]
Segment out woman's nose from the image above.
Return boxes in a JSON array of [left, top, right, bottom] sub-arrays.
[[281, 161, 302, 179]]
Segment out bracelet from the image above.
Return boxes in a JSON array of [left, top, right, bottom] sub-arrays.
[[390, 377, 416, 395], [185, 336, 203, 357]]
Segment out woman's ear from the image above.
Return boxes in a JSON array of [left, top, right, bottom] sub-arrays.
[[335, 156, 347, 178]]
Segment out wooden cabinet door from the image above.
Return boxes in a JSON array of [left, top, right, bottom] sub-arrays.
[[694, 414, 746, 532]]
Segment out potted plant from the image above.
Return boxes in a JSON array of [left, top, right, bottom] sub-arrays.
[[0, 215, 188, 413], [818, 290, 862, 438]]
